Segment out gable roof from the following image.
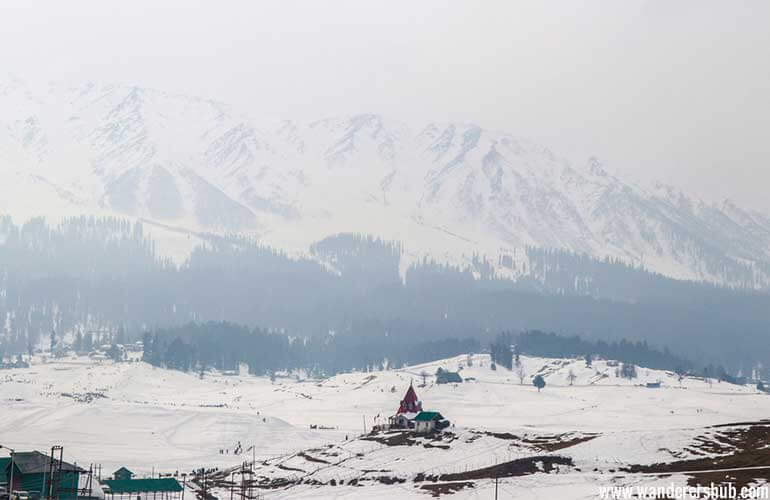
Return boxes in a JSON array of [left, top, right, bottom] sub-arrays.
[[414, 411, 443, 422], [398, 382, 422, 414], [8, 451, 85, 475], [114, 467, 134, 476], [102, 479, 183, 493]]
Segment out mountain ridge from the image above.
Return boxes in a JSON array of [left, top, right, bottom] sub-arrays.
[[1, 77, 769, 289]]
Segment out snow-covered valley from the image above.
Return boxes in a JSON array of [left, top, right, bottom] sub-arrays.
[[2, 354, 768, 499]]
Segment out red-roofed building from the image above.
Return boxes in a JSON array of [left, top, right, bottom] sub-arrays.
[[388, 382, 423, 429], [397, 381, 423, 414]]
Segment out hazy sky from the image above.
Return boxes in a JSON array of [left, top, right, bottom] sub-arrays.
[[2, 1, 768, 211]]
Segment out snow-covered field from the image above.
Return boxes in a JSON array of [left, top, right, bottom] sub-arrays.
[[1, 354, 768, 499]]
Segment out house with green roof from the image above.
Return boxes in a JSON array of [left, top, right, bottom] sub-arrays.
[[112, 467, 134, 481], [435, 368, 463, 384], [414, 411, 449, 433], [1, 451, 86, 500]]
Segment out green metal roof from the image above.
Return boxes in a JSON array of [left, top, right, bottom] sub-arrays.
[[102, 478, 183, 493], [8, 451, 85, 475], [414, 411, 443, 422], [0, 457, 10, 478]]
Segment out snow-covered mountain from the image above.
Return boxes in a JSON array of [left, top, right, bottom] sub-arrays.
[[2, 77, 769, 287]]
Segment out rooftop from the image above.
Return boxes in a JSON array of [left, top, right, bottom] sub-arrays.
[[414, 411, 444, 422], [101, 478, 183, 494], [4, 451, 85, 475]]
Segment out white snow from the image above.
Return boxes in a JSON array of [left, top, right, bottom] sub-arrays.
[[1, 353, 768, 499], [2, 77, 769, 287]]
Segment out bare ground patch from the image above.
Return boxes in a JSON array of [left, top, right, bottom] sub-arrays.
[[625, 422, 770, 491]]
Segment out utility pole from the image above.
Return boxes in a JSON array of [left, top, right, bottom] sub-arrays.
[[494, 474, 498, 500]]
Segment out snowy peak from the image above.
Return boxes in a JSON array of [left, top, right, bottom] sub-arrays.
[[1, 77, 769, 288]]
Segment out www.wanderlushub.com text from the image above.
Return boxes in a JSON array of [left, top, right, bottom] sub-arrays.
[[599, 483, 769, 499]]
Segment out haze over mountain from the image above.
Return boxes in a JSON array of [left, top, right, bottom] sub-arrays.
[[2, 77, 769, 289]]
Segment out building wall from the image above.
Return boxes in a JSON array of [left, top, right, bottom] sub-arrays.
[[415, 421, 435, 433], [12, 471, 80, 500]]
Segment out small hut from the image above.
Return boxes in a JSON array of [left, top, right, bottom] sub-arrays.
[[414, 411, 448, 433], [113, 467, 134, 481], [436, 368, 462, 384]]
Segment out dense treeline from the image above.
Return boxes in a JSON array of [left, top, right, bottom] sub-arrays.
[[143, 321, 480, 377], [490, 332, 514, 370], [520, 247, 765, 302], [2, 216, 770, 376], [516, 330, 691, 372]]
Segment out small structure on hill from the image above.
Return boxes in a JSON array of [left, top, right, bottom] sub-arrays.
[[646, 381, 661, 388], [113, 467, 134, 481], [414, 411, 449, 433], [0, 356, 29, 370], [387, 383, 451, 433], [435, 368, 462, 384], [101, 478, 183, 500]]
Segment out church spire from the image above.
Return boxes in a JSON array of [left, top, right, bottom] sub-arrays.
[[397, 382, 422, 414]]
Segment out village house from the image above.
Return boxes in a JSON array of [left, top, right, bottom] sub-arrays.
[[435, 368, 463, 384], [1, 450, 86, 500], [112, 467, 134, 481], [414, 411, 449, 433]]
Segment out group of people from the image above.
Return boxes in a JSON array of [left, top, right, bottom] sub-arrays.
[[218, 441, 243, 455]]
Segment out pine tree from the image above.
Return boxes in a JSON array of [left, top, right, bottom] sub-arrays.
[[107, 343, 121, 362], [83, 332, 94, 352], [116, 326, 126, 346], [142, 332, 153, 363]]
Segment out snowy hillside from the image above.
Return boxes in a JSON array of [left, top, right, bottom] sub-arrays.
[[2, 76, 770, 287], [2, 354, 769, 499]]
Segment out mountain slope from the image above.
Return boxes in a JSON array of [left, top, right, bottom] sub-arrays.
[[1, 77, 769, 288]]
